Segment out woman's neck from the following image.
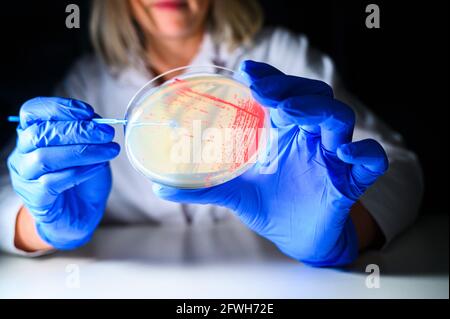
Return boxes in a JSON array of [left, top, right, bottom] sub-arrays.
[[145, 31, 204, 78]]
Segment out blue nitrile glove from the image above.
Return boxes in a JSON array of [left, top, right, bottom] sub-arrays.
[[7, 97, 120, 250], [153, 60, 389, 266]]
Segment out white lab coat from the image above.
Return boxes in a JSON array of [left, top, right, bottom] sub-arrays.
[[0, 28, 423, 255]]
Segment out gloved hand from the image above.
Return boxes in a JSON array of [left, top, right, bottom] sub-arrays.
[[153, 60, 389, 266], [7, 97, 120, 250]]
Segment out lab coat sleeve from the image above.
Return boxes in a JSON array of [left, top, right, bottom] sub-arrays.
[[252, 28, 424, 244]]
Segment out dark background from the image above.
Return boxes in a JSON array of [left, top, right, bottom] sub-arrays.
[[0, 0, 448, 214]]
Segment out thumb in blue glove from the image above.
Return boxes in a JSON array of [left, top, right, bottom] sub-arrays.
[[153, 60, 388, 266]]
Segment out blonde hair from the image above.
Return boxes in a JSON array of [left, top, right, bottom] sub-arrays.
[[90, 0, 263, 68]]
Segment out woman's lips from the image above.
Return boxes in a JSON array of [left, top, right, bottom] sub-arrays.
[[152, 0, 188, 10]]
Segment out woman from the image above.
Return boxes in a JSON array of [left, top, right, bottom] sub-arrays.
[[0, 0, 423, 266]]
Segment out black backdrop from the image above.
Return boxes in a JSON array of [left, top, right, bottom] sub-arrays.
[[0, 1, 448, 214]]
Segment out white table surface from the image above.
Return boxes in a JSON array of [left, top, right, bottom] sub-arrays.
[[0, 213, 448, 299]]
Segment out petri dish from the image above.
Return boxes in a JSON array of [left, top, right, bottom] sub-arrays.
[[124, 65, 270, 189]]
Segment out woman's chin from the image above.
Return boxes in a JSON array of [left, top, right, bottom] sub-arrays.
[[153, 23, 200, 39]]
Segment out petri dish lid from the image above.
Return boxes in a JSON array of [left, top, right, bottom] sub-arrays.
[[124, 65, 270, 189]]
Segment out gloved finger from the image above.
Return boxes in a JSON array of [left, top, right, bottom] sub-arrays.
[[249, 75, 334, 108], [19, 97, 94, 129], [239, 61, 333, 131], [43, 163, 110, 209], [152, 182, 240, 211], [337, 139, 389, 189], [17, 120, 115, 153], [43, 162, 110, 194], [279, 95, 355, 152], [10, 143, 120, 180], [10, 163, 110, 211], [238, 60, 284, 85], [239, 61, 292, 128]]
